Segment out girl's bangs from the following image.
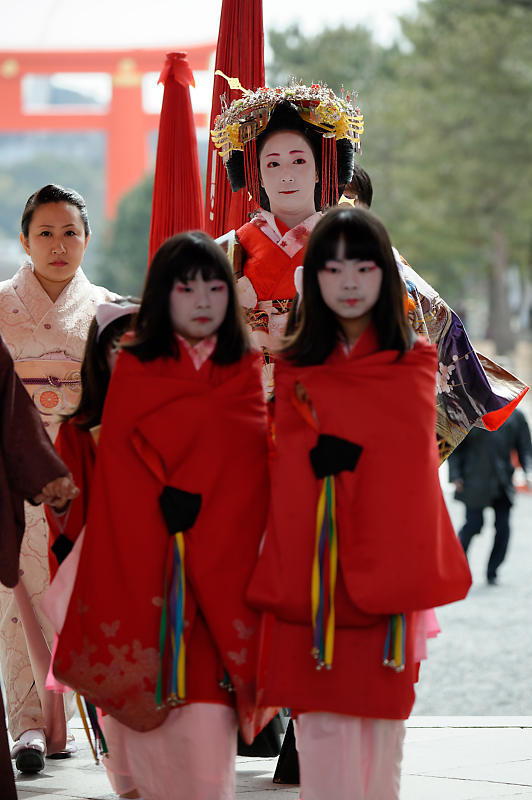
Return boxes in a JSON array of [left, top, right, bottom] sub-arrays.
[[319, 220, 382, 267], [174, 245, 229, 284]]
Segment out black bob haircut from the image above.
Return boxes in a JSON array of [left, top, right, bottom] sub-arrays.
[[125, 231, 249, 364], [281, 205, 411, 366], [66, 297, 139, 430]]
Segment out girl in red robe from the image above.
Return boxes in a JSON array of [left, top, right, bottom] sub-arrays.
[[247, 206, 472, 800], [53, 231, 274, 800]]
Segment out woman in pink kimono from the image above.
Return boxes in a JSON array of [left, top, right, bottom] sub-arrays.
[[0, 184, 117, 773]]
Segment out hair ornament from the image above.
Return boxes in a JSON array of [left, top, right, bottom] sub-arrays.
[[95, 302, 140, 341], [211, 75, 364, 163]]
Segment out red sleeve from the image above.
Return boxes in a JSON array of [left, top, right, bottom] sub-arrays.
[[45, 421, 96, 579]]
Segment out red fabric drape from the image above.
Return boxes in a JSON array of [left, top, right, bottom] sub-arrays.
[[205, 0, 265, 238], [148, 52, 204, 265]]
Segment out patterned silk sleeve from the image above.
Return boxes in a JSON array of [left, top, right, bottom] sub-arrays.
[[400, 259, 528, 462]]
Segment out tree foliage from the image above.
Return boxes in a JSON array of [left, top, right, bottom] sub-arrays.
[[81, 1, 532, 350], [267, 0, 532, 348], [92, 173, 153, 297]]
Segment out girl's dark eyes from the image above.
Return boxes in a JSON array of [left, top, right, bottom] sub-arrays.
[[266, 160, 280, 168], [293, 158, 306, 164]]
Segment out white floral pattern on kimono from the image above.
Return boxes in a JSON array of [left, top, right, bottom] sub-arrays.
[[0, 261, 117, 740]]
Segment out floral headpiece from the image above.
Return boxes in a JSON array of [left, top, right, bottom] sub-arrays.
[[211, 75, 363, 211], [211, 74, 363, 161]]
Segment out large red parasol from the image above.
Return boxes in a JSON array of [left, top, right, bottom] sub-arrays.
[[148, 52, 204, 265], [205, 0, 265, 238]]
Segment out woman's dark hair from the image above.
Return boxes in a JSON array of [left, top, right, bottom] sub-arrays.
[[66, 297, 139, 430], [282, 206, 411, 365], [344, 163, 373, 207], [125, 231, 249, 363], [225, 101, 354, 212], [21, 184, 91, 238]]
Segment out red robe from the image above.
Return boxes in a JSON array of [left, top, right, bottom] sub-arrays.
[[247, 327, 471, 719], [237, 218, 309, 302], [45, 420, 97, 579], [54, 346, 273, 742]]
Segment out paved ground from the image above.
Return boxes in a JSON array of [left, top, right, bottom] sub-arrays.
[[414, 476, 532, 716], [10, 717, 532, 799], [6, 453, 532, 798]]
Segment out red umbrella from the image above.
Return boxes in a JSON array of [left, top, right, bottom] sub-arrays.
[[205, 0, 264, 238], [148, 52, 204, 265]]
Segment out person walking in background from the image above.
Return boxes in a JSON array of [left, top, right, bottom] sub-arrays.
[[0, 184, 117, 772], [449, 407, 532, 585]]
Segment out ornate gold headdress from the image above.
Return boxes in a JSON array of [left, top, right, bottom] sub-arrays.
[[211, 75, 363, 211], [211, 74, 364, 162]]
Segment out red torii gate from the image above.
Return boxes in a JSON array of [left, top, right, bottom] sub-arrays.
[[0, 46, 215, 218]]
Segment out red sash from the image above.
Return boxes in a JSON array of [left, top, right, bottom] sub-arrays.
[[237, 222, 305, 301]]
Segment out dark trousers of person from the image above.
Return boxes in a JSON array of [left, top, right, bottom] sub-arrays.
[[458, 495, 511, 580]]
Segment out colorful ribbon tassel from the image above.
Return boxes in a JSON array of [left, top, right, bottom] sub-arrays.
[[156, 531, 186, 707], [383, 613, 406, 672], [311, 475, 338, 670]]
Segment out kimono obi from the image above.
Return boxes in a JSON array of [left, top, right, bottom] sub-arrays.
[[15, 359, 81, 416]]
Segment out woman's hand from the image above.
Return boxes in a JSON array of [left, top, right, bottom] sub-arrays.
[[33, 474, 79, 508]]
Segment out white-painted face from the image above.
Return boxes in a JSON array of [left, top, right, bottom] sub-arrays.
[[169, 274, 229, 345], [259, 130, 317, 218], [317, 237, 382, 328], [20, 202, 89, 293]]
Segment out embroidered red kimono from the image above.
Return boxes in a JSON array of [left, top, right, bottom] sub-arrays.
[[237, 214, 317, 302], [247, 328, 471, 719], [54, 346, 272, 742], [45, 420, 97, 579]]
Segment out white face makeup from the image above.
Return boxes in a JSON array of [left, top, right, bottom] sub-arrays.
[[20, 201, 89, 298], [318, 237, 382, 343], [169, 274, 229, 346], [259, 130, 318, 225]]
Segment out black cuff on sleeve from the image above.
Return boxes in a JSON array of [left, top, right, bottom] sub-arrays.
[[310, 434, 363, 479], [51, 534, 74, 565], [159, 486, 202, 535]]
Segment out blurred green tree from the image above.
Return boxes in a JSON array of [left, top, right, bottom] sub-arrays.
[[393, 0, 532, 351], [267, 1, 532, 351], [92, 173, 154, 297]]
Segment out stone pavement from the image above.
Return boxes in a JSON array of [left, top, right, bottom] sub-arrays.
[[10, 716, 532, 799]]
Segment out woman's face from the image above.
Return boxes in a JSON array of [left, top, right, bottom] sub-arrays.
[[20, 201, 89, 295], [259, 130, 317, 219], [317, 237, 382, 333], [169, 273, 229, 346]]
